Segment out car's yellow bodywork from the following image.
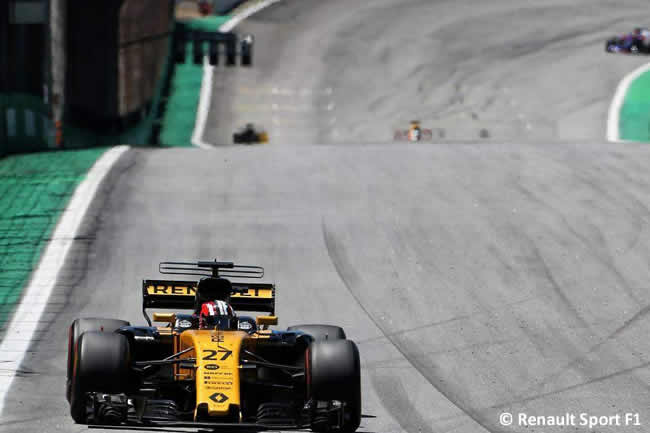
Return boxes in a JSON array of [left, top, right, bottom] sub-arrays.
[[143, 277, 278, 421], [153, 320, 276, 421], [150, 311, 277, 421], [177, 329, 247, 418]]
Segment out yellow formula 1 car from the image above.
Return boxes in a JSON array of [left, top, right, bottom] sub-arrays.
[[66, 260, 361, 431]]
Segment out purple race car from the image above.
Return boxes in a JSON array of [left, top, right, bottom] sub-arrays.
[[606, 28, 650, 54]]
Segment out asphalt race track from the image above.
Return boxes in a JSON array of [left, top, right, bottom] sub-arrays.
[[3, 1, 650, 432], [208, 0, 650, 144]]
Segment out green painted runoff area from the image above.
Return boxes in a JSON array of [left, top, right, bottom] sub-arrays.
[[620, 68, 650, 141], [0, 148, 106, 327], [159, 15, 231, 146]]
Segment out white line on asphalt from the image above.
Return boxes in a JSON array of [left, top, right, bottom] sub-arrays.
[[192, 56, 215, 149], [607, 62, 650, 143], [191, 0, 282, 148], [0, 145, 129, 414]]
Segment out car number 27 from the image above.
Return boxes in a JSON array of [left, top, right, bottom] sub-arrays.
[[203, 349, 232, 361]]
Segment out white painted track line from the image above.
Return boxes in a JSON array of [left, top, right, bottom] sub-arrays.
[[192, 55, 215, 149], [0, 145, 129, 414], [191, 0, 282, 148], [607, 62, 650, 143]]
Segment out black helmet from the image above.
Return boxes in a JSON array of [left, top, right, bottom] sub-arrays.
[[194, 277, 232, 312]]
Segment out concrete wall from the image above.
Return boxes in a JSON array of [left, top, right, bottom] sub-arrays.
[[118, 0, 173, 118], [66, 0, 172, 131], [65, 0, 120, 128]]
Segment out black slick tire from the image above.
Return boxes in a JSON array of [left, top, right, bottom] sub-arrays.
[[308, 340, 361, 432], [69, 331, 130, 423]]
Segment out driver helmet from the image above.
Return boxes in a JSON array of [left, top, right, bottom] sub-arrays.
[[199, 300, 237, 329]]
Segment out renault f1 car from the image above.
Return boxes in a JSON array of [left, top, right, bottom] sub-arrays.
[[233, 124, 268, 144], [66, 260, 361, 431]]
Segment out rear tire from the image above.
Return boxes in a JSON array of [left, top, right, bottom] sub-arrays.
[[308, 340, 361, 432], [67, 318, 129, 402], [70, 331, 130, 424], [287, 324, 346, 341]]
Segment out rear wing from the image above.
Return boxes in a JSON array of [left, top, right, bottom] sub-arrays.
[[142, 279, 275, 325]]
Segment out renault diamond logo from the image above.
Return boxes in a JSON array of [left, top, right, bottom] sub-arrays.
[[209, 392, 228, 403]]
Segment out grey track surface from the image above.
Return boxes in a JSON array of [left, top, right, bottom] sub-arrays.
[[207, 0, 650, 144], [4, 1, 650, 433]]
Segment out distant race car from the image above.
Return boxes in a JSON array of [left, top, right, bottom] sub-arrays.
[[606, 27, 650, 54], [66, 260, 361, 432], [233, 123, 268, 144], [394, 121, 433, 142]]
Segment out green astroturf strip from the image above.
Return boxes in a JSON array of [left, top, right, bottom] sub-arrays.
[[159, 16, 231, 147], [0, 147, 107, 327], [184, 15, 232, 32], [620, 68, 650, 142]]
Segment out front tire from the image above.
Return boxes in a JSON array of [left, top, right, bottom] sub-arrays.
[[67, 318, 129, 402], [69, 331, 131, 423], [308, 340, 361, 432]]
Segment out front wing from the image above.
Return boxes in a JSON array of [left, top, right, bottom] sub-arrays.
[[84, 393, 346, 432]]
